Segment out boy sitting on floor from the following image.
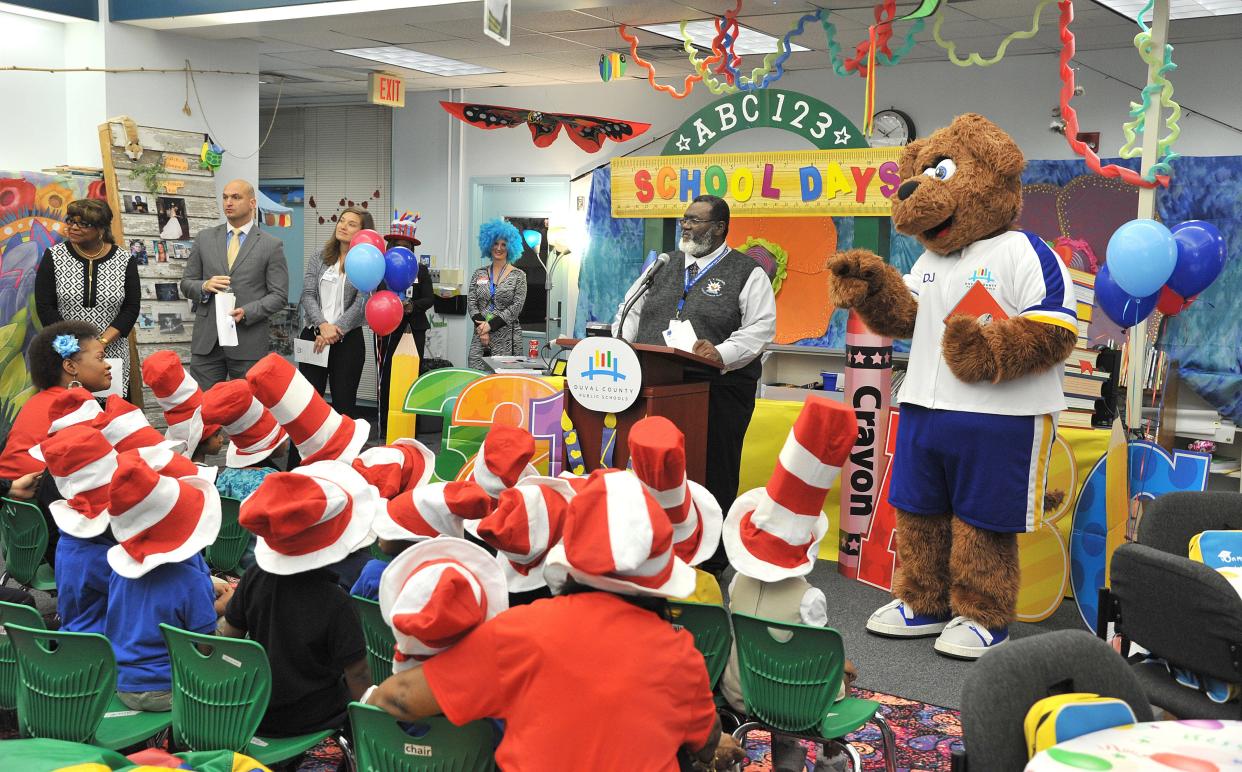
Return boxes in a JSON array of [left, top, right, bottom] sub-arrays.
[[221, 461, 380, 736]]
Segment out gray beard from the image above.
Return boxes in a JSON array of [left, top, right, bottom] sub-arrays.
[[679, 234, 714, 257]]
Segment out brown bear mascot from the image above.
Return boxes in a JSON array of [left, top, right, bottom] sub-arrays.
[[827, 114, 1078, 659]]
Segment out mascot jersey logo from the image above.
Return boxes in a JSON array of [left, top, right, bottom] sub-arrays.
[[702, 278, 725, 297], [826, 113, 1078, 661]]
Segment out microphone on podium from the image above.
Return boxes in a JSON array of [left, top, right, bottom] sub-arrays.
[[616, 253, 671, 340]]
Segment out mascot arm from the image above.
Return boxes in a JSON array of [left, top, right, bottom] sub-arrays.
[[942, 316, 1077, 384], [826, 249, 918, 339]]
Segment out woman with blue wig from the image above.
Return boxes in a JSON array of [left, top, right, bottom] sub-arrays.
[[467, 218, 528, 370]]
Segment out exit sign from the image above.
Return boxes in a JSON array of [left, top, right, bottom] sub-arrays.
[[369, 72, 405, 108]]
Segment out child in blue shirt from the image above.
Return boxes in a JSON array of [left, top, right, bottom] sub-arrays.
[[102, 451, 224, 711], [55, 532, 116, 634]]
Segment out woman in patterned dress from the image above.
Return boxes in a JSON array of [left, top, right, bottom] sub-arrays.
[[467, 218, 527, 371], [35, 198, 140, 399]]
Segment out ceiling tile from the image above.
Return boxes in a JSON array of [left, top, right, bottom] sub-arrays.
[[573, 2, 707, 26], [260, 30, 387, 49], [513, 9, 607, 33], [253, 37, 316, 54], [326, 24, 457, 45], [467, 54, 560, 72], [549, 27, 670, 48], [270, 49, 378, 67], [408, 16, 498, 37]]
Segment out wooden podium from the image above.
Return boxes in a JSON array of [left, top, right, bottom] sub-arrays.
[[556, 338, 716, 483]]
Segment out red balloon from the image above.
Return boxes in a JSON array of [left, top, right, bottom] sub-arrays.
[[366, 291, 404, 336], [1157, 286, 1185, 316], [350, 229, 386, 252]]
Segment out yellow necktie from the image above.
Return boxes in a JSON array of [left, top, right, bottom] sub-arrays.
[[227, 229, 241, 269]]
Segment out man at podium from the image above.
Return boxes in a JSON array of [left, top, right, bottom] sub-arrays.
[[614, 194, 776, 570]]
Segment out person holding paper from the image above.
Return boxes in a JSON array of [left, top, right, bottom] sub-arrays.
[[613, 195, 776, 572], [35, 199, 139, 400], [298, 206, 372, 422], [180, 179, 289, 390]]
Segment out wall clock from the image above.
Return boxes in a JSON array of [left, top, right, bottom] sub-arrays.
[[870, 108, 916, 147]]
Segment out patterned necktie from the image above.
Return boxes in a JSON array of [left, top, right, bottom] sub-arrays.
[[687, 262, 699, 282], [227, 229, 241, 269]]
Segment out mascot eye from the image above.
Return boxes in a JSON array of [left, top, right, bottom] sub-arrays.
[[923, 159, 957, 181]]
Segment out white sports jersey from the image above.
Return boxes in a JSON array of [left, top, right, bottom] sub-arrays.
[[897, 230, 1077, 416]]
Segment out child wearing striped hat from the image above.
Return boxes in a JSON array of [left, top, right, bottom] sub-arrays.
[[366, 469, 744, 771], [718, 395, 859, 772]]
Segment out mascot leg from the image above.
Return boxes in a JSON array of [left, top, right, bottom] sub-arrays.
[[866, 510, 953, 638], [932, 517, 1019, 659]]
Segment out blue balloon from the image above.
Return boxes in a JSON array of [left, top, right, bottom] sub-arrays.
[[384, 246, 417, 294], [1167, 220, 1227, 298], [1105, 219, 1177, 298], [344, 243, 386, 292], [1095, 264, 1158, 329]]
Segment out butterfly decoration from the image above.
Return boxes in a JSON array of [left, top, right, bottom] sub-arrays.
[[439, 101, 651, 153]]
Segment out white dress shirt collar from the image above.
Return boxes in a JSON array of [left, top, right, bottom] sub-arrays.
[[684, 240, 730, 268], [227, 219, 256, 236]]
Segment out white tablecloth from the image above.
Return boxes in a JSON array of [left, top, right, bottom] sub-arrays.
[[1026, 720, 1242, 771]]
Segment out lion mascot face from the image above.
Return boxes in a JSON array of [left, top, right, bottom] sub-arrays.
[[889, 113, 1025, 256]]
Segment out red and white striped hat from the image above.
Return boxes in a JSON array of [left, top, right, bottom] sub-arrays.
[[142, 350, 219, 457], [475, 477, 575, 592], [472, 424, 537, 499], [352, 439, 435, 499], [376, 481, 492, 542], [28, 388, 104, 462], [378, 537, 507, 671], [723, 396, 856, 581], [557, 471, 590, 494], [134, 442, 218, 485], [246, 353, 369, 464], [96, 395, 182, 455], [543, 469, 695, 598], [106, 450, 222, 578], [202, 379, 290, 468], [628, 416, 723, 567], [40, 424, 117, 538], [240, 460, 382, 574]]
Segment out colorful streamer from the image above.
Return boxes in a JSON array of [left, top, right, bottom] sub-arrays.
[[1056, 0, 1167, 189], [682, 21, 739, 94], [899, 0, 943, 20], [719, 9, 825, 91], [600, 412, 618, 468], [1116, 0, 1181, 182], [821, 8, 924, 78], [712, 0, 744, 84], [933, 0, 1053, 67], [619, 23, 701, 99]]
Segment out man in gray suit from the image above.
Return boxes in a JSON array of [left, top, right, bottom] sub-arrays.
[[181, 179, 289, 390]]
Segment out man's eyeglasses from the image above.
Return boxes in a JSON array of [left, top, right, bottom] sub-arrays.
[[65, 218, 101, 230], [679, 216, 720, 226]]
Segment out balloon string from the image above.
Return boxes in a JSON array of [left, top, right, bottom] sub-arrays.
[[1056, 1, 1167, 189], [933, 0, 1053, 67], [618, 24, 701, 99], [1116, 0, 1181, 181]]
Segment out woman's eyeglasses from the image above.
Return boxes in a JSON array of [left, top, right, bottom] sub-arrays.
[[65, 218, 101, 230]]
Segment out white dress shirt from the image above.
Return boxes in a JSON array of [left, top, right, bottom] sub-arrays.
[[319, 263, 346, 325], [226, 218, 255, 255], [613, 242, 777, 372]]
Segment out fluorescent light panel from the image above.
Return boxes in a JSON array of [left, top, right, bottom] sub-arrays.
[[124, 0, 459, 30], [639, 20, 810, 55], [336, 46, 501, 76], [1092, 0, 1242, 20]]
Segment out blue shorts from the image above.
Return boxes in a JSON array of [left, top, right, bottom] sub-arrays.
[[888, 403, 1056, 533]]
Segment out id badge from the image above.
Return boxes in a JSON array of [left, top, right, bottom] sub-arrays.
[[405, 286, 414, 299]]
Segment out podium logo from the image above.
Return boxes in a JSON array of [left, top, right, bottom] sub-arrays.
[[581, 350, 627, 382], [567, 338, 642, 413]]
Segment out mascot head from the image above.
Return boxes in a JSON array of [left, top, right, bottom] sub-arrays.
[[890, 113, 1024, 256]]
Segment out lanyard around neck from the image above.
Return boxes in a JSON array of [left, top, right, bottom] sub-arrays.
[[488, 265, 508, 311], [675, 250, 727, 318]]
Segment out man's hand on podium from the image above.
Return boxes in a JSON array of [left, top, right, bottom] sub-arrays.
[[692, 339, 723, 365]]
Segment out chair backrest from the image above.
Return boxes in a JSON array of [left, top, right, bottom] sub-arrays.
[[669, 601, 733, 689], [960, 630, 1154, 772], [5, 623, 117, 743], [348, 701, 496, 772], [354, 595, 396, 685], [730, 611, 846, 734], [0, 498, 50, 587], [1137, 491, 1242, 557], [204, 496, 247, 574], [0, 601, 46, 710], [160, 623, 273, 752], [1111, 543, 1242, 683]]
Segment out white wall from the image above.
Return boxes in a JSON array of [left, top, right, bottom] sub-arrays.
[[0, 12, 68, 171]]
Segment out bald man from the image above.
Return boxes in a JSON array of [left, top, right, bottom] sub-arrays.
[[181, 179, 289, 389]]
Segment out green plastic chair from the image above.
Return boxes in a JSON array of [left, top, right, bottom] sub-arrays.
[[353, 594, 396, 684], [204, 496, 247, 574], [0, 497, 57, 592], [4, 623, 171, 750], [160, 623, 334, 765], [730, 612, 897, 772], [348, 701, 496, 772], [1, 600, 46, 710], [669, 601, 733, 689]]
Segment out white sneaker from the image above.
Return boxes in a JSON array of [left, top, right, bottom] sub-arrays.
[[932, 616, 1009, 659], [865, 599, 951, 638]]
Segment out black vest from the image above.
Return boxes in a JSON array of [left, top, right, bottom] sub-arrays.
[[634, 248, 762, 382]]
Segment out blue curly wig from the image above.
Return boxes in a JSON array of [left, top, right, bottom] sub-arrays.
[[478, 219, 523, 263]]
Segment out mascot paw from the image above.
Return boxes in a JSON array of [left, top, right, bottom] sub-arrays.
[[827, 249, 888, 308], [942, 315, 1000, 383]]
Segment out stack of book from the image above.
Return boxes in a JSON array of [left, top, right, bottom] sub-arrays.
[[1061, 269, 1107, 429]]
